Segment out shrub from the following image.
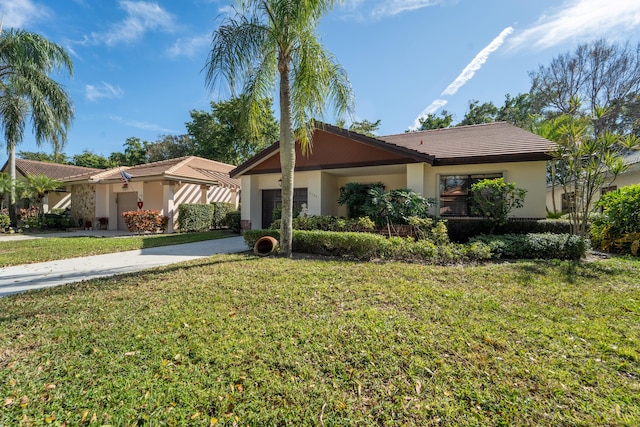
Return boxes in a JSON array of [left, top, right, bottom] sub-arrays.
[[212, 202, 234, 229], [224, 210, 241, 233], [408, 216, 449, 245], [446, 218, 571, 242], [178, 204, 215, 232], [122, 210, 168, 233], [242, 229, 492, 263], [0, 213, 10, 230], [469, 178, 527, 231], [364, 187, 435, 228], [337, 182, 385, 218], [469, 233, 590, 260], [592, 184, 640, 255], [270, 215, 375, 233]]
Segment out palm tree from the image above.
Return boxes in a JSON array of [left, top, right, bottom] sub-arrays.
[[0, 28, 74, 225], [205, 0, 354, 257], [25, 173, 61, 218]]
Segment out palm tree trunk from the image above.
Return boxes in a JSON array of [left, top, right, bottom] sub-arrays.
[[8, 145, 17, 226], [278, 61, 295, 257]]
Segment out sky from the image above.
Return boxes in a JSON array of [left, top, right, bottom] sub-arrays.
[[2, 0, 640, 159]]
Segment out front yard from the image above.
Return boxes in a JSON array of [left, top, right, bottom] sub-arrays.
[[1, 255, 639, 426]]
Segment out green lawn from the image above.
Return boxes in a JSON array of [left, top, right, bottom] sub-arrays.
[[0, 230, 234, 267], [1, 255, 639, 426]]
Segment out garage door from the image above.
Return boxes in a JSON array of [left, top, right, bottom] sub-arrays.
[[117, 191, 139, 230]]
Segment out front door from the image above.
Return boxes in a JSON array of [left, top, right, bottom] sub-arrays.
[[117, 191, 139, 230], [261, 188, 308, 228]]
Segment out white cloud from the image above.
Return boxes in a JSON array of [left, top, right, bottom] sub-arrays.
[[0, 0, 49, 29], [509, 0, 640, 50], [86, 82, 124, 101], [409, 26, 513, 130], [218, 5, 235, 16], [442, 26, 514, 96], [88, 1, 177, 46], [109, 115, 178, 134], [167, 33, 210, 58]]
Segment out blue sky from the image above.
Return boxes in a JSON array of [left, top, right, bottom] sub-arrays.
[[3, 0, 640, 159]]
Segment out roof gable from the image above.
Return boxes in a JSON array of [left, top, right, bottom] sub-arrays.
[[230, 123, 433, 178]]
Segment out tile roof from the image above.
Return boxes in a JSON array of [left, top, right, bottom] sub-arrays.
[[231, 121, 555, 177], [1, 158, 102, 180], [63, 156, 240, 189], [379, 122, 554, 165]]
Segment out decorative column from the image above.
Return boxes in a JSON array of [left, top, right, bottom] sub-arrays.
[[162, 181, 175, 233]]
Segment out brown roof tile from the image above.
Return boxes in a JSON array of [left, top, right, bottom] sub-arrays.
[[63, 156, 240, 189], [380, 122, 554, 165], [1, 158, 102, 180]]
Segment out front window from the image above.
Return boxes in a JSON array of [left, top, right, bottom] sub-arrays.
[[439, 173, 502, 216]]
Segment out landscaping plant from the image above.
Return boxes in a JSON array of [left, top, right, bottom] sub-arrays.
[[469, 177, 526, 233]]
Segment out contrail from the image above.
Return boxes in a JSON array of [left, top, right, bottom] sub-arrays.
[[411, 99, 448, 130], [409, 26, 514, 130], [442, 26, 514, 96]]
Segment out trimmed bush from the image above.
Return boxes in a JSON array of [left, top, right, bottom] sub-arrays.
[[122, 210, 168, 233], [469, 233, 590, 260], [178, 204, 214, 232], [242, 229, 493, 263], [446, 218, 571, 242], [224, 210, 241, 233], [0, 213, 9, 230], [212, 202, 234, 229], [270, 215, 375, 233]]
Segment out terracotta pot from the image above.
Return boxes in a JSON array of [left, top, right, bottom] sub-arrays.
[[253, 236, 279, 256]]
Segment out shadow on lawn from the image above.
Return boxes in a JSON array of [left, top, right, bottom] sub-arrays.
[[514, 257, 633, 285]]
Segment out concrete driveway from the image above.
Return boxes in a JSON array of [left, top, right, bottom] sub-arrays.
[[0, 236, 248, 297]]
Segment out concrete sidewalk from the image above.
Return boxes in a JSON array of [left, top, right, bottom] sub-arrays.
[[0, 236, 248, 297]]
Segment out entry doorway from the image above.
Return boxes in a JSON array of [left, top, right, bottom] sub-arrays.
[[117, 191, 139, 230], [261, 188, 308, 228]]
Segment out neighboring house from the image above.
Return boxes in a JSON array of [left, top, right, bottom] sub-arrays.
[[60, 156, 240, 232], [0, 158, 101, 212], [546, 150, 640, 213], [230, 122, 554, 229]]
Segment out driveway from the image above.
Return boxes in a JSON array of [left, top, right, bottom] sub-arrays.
[[0, 236, 248, 297]]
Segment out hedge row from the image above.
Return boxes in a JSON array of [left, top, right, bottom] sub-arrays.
[[469, 233, 590, 260], [243, 229, 589, 262], [446, 218, 571, 242], [177, 203, 237, 232], [122, 210, 168, 233]]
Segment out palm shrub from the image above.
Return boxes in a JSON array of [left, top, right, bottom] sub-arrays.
[[337, 182, 385, 218], [592, 184, 640, 255]]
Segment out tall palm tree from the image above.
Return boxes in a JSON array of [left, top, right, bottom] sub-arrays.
[[0, 28, 74, 224], [205, 0, 354, 257]]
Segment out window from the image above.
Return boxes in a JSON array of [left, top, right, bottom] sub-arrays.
[[439, 173, 502, 216], [601, 185, 617, 196]]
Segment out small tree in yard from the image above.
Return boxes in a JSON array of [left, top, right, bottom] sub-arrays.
[[470, 178, 527, 233], [25, 174, 61, 219], [364, 187, 434, 237]]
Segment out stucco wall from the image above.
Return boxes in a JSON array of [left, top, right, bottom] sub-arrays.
[[238, 160, 548, 229], [420, 161, 547, 219], [546, 168, 640, 213]]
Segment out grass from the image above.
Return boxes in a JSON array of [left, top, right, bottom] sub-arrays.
[[1, 255, 639, 426], [0, 230, 234, 267]]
